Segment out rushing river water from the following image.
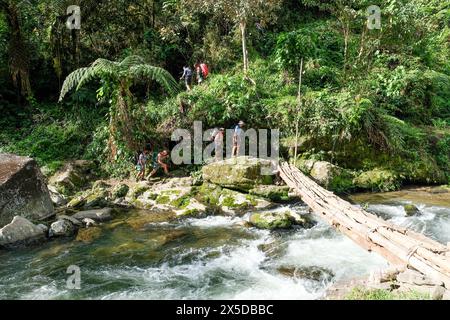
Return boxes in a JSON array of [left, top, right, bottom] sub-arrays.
[[1, 188, 449, 300]]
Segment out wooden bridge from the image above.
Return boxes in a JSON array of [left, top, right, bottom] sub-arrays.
[[279, 162, 450, 288]]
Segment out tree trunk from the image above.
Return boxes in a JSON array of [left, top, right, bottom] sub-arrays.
[[239, 20, 249, 75], [2, 1, 31, 101]]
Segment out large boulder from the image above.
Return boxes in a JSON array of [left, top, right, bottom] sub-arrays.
[[48, 160, 95, 196], [296, 159, 354, 192], [202, 157, 275, 191], [0, 154, 54, 227], [0, 216, 47, 248]]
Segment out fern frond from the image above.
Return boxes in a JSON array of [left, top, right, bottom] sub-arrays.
[[75, 59, 117, 91], [59, 67, 89, 101], [119, 55, 146, 68], [129, 65, 180, 95]]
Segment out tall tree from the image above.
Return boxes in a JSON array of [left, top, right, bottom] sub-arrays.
[[185, 0, 281, 77]]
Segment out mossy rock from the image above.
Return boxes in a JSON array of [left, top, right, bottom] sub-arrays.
[[155, 194, 171, 205], [249, 185, 291, 202], [67, 195, 86, 208], [76, 227, 102, 243], [250, 210, 314, 230], [194, 183, 223, 206], [127, 183, 151, 199], [296, 160, 355, 192], [250, 212, 292, 230], [84, 188, 109, 208], [202, 156, 275, 191], [354, 169, 400, 192], [111, 184, 129, 199], [404, 204, 421, 216]]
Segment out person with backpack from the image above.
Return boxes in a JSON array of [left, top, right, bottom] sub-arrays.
[[200, 62, 209, 80], [180, 66, 193, 91], [195, 62, 203, 85]]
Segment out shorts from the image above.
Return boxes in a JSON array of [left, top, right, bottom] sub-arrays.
[[185, 76, 192, 85], [152, 162, 161, 170], [136, 164, 145, 172]]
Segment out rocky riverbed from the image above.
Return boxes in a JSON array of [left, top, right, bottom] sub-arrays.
[[1, 154, 449, 299]]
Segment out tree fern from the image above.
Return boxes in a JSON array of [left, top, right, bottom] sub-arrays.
[[59, 56, 180, 101]]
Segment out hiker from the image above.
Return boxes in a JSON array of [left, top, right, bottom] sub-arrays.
[[180, 66, 193, 91], [136, 148, 150, 181], [232, 121, 245, 157], [195, 63, 203, 85], [211, 127, 224, 161], [200, 62, 209, 80], [149, 150, 171, 177]]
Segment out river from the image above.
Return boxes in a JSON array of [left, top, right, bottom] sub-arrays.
[[1, 187, 449, 300]]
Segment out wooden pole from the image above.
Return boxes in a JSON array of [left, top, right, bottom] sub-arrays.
[[294, 58, 303, 167]]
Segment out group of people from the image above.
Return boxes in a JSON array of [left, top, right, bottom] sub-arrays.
[[180, 62, 209, 91], [210, 120, 246, 161], [136, 148, 171, 182], [135, 121, 246, 181]]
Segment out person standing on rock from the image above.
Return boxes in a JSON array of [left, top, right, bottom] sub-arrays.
[[148, 150, 171, 178], [211, 127, 225, 161], [232, 121, 245, 157], [136, 149, 150, 181]]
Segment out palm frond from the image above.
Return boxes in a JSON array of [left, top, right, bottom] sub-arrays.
[[129, 65, 180, 95]]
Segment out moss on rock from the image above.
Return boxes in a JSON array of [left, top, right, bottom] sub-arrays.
[[354, 169, 400, 192]]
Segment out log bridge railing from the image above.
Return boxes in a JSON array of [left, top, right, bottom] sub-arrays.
[[279, 162, 450, 288]]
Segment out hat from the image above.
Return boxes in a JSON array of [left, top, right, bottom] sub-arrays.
[[238, 121, 245, 126]]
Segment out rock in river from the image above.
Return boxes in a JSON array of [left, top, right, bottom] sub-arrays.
[[404, 204, 421, 217], [250, 210, 313, 230], [49, 219, 76, 237], [0, 153, 54, 227], [72, 208, 114, 222], [0, 216, 47, 248]]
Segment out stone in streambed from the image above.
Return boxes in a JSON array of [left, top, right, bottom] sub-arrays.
[[0, 216, 47, 248], [72, 208, 114, 222], [49, 219, 76, 237], [404, 204, 421, 217], [126, 211, 176, 230], [250, 210, 314, 230], [57, 215, 82, 227], [76, 227, 102, 243], [248, 185, 292, 202], [277, 265, 335, 282]]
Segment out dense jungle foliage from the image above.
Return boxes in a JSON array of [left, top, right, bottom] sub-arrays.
[[0, 0, 449, 190]]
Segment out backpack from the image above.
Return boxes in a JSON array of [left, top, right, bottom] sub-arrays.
[[200, 64, 209, 78]]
